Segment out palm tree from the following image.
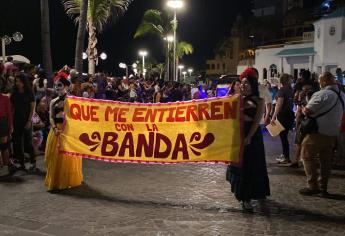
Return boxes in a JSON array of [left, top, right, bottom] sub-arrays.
[[40, 0, 53, 78], [63, 0, 133, 75], [135, 9, 194, 81], [74, 0, 88, 73]]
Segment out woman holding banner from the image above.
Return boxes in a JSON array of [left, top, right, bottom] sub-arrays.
[[226, 73, 270, 212], [45, 77, 83, 191]]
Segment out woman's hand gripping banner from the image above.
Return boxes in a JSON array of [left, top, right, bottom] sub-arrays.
[[59, 96, 243, 165]]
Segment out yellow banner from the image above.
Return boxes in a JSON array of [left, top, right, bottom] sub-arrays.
[[59, 96, 243, 164]]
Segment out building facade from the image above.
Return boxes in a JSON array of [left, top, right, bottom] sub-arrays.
[[240, 8, 345, 81]]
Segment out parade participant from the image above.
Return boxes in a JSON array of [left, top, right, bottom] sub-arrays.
[[0, 82, 13, 177], [271, 74, 295, 164], [45, 77, 83, 191], [226, 74, 270, 212], [11, 73, 36, 172]]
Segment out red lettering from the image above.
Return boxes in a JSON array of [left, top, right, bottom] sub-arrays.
[[145, 109, 158, 123], [186, 105, 198, 121], [119, 133, 134, 157], [224, 101, 238, 120], [132, 108, 146, 122], [210, 102, 223, 120], [166, 108, 176, 122], [115, 124, 121, 131], [154, 133, 171, 158], [118, 108, 129, 123], [198, 103, 211, 120], [90, 106, 99, 122], [172, 134, 189, 160], [136, 133, 154, 157], [101, 132, 118, 156], [105, 107, 119, 122], [70, 104, 82, 120], [175, 106, 186, 122]]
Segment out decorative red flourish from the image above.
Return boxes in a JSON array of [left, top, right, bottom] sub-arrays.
[[79, 132, 101, 152], [189, 132, 215, 156]]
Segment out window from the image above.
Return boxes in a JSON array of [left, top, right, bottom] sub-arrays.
[[263, 68, 268, 80], [269, 64, 277, 78], [223, 63, 226, 70], [217, 64, 220, 70]]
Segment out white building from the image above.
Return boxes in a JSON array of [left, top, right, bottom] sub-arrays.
[[238, 8, 345, 82]]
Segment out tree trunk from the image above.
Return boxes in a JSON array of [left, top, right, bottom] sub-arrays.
[[75, 0, 88, 73], [40, 0, 53, 79], [87, 20, 97, 75]]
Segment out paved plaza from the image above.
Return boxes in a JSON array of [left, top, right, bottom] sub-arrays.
[[0, 134, 344, 236]]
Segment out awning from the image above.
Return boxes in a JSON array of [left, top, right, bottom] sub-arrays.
[[276, 47, 315, 57]]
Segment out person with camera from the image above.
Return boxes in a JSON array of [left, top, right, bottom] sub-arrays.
[[299, 72, 345, 196]]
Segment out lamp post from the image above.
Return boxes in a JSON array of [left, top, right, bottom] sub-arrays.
[[164, 35, 174, 81], [83, 51, 107, 64], [167, 0, 184, 82], [119, 63, 128, 78], [188, 68, 193, 77], [182, 71, 187, 79], [178, 64, 184, 80], [1, 32, 23, 63], [119, 62, 138, 78], [139, 50, 148, 78]]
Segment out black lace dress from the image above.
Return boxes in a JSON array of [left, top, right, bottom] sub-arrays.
[[226, 96, 270, 201]]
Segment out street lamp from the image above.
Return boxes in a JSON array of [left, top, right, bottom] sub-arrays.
[[182, 71, 187, 79], [1, 32, 23, 63], [119, 63, 128, 78], [167, 0, 184, 82], [83, 51, 107, 63], [188, 68, 193, 77], [178, 64, 184, 80], [139, 50, 148, 78], [164, 35, 174, 81]]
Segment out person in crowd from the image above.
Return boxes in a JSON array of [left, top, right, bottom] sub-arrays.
[[337, 111, 345, 163], [0, 82, 13, 177], [170, 82, 183, 102], [33, 69, 48, 101], [31, 111, 45, 154], [229, 79, 241, 95], [227, 74, 270, 212], [3, 56, 16, 75], [36, 96, 50, 150], [129, 82, 138, 102], [24, 64, 37, 87], [271, 74, 295, 164], [336, 68, 344, 85], [45, 77, 83, 191], [11, 73, 36, 172], [300, 72, 345, 196]]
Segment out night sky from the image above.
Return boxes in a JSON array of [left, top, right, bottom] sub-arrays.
[[1, 0, 251, 74]]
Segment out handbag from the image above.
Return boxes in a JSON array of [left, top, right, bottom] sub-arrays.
[[300, 89, 344, 136]]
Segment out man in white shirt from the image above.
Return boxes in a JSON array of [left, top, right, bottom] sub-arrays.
[[300, 72, 345, 196]]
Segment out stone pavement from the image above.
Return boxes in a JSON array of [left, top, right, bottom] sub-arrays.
[[0, 133, 344, 236]]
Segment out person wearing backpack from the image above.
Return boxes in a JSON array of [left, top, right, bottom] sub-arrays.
[[300, 72, 345, 196]]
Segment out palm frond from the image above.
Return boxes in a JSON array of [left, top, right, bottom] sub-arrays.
[[134, 23, 164, 38], [177, 41, 194, 59]]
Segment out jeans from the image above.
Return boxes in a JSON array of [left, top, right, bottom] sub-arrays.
[[13, 125, 35, 166], [279, 129, 290, 159]]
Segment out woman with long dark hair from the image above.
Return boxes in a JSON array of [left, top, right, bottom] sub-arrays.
[[227, 75, 270, 212], [11, 73, 36, 172]]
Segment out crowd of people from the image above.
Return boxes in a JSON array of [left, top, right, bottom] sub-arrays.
[[0, 57, 345, 212]]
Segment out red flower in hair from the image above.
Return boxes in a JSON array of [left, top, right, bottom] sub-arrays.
[[240, 67, 259, 80]]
